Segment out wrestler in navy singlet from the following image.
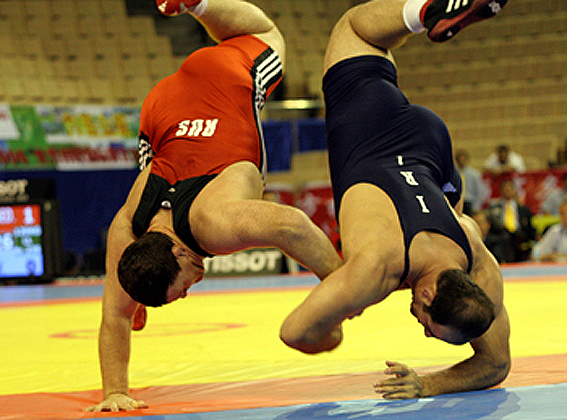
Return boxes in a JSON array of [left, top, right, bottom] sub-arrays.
[[323, 55, 473, 281]]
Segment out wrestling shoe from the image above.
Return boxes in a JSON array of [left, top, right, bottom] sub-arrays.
[[421, 0, 507, 42], [132, 304, 147, 331], [156, 0, 201, 16]]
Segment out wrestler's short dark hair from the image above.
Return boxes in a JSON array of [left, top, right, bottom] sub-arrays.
[[117, 232, 180, 307], [425, 269, 496, 344]]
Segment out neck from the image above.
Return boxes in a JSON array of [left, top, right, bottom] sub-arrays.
[[406, 232, 467, 284], [147, 211, 205, 264], [147, 215, 185, 249], [148, 207, 174, 233]]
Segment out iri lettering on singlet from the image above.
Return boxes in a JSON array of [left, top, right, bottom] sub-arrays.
[[398, 155, 431, 214], [400, 171, 419, 186]]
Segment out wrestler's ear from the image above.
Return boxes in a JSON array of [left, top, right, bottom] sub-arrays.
[[422, 288, 435, 306], [172, 244, 189, 258]]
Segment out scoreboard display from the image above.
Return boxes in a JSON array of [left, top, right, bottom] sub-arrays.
[[0, 203, 45, 279]]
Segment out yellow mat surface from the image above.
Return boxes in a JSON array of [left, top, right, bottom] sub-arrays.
[[1, 278, 566, 397]]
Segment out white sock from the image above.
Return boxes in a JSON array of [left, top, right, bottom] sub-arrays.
[[403, 0, 427, 33], [188, 0, 208, 17]]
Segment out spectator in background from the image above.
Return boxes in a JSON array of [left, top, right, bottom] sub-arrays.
[[455, 149, 486, 215], [483, 144, 526, 176], [472, 209, 499, 257], [486, 179, 536, 262], [540, 172, 567, 216], [474, 208, 513, 264], [532, 200, 567, 262]]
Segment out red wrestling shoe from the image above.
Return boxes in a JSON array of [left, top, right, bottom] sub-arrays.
[[132, 304, 147, 331], [421, 0, 507, 42], [156, 0, 202, 16]]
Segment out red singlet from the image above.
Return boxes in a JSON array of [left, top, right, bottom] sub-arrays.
[[138, 35, 283, 184]]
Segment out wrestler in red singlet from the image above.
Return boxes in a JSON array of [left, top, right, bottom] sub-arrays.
[[132, 35, 283, 256]]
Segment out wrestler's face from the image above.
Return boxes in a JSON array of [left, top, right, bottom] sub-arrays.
[[410, 299, 465, 345], [166, 254, 204, 303]]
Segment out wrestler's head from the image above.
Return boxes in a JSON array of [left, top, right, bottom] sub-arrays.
[[411, 269, 495, 345], [118, 232, 204, 307]]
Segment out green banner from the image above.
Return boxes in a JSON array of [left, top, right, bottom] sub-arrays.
[[0, 104, 141, 171]]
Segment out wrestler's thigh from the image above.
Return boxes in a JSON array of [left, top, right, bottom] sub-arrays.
[[194, 161, 264, 209], [188, 161, 264, 251]]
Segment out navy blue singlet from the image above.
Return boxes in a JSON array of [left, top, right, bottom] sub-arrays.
[[323, 55, 473, 281]]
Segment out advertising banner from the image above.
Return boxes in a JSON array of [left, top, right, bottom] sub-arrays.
[[204, 248, 296, 277], [0, 104, 140, 171], [0, 104, 19, 139]]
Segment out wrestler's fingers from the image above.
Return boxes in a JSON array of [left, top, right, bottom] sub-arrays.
[[382, 389, 414, 399], [373, 376, 407, 391], [108, 402, 120, 412], [132, 400, 149, 409], [374, 384, 412, 399], [384, 361, 409, 376]]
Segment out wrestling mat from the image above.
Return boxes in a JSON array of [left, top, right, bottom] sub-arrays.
[[0, 263, 566, 419]]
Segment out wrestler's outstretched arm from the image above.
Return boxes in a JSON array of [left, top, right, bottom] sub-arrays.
[[85, 168, 152, 412], [375, 306, 510, 398]]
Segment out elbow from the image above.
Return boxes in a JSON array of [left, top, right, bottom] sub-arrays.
[[496, 358, 511, 385], [280, 333, 318, 354], [279, 320, 317, 354], [279, 331, 339, 355], [279, 318, 342, 355], [489, 356, 511, 388]]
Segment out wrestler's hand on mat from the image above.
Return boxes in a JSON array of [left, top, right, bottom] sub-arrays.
[[85, 393, 149, 412], [373, 361, 422, 399]]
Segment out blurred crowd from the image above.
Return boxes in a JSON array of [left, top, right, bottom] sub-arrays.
[[456, 145, 567, 264]]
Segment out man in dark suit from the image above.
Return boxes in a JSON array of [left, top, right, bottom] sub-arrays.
[[486, 179, 536, 262]]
